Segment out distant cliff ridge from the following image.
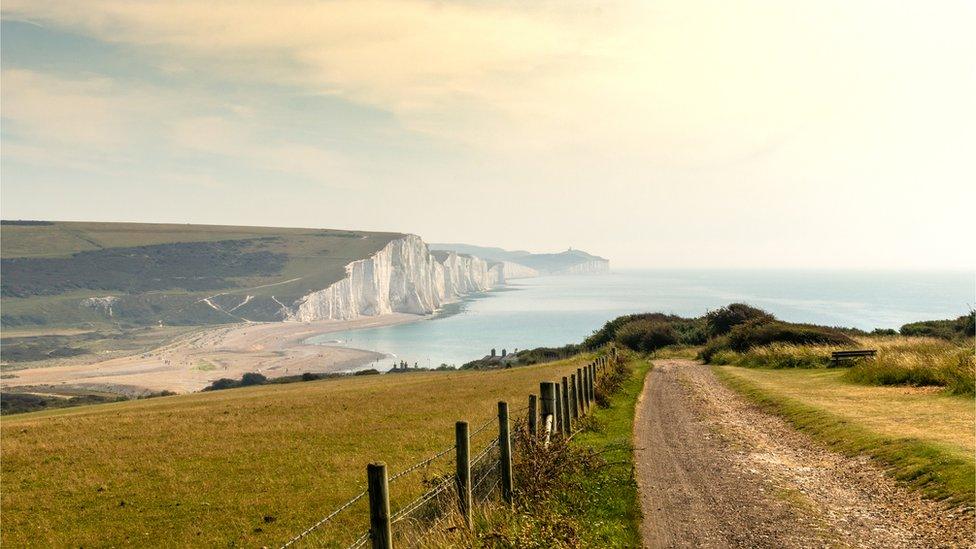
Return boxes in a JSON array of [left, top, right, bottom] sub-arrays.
[[0, 221, 608, 328], [288, 239, 608, 322], [289, 235, 508, 321], [430, 243, 609, 276]]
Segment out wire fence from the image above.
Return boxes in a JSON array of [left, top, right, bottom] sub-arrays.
[[279, 348, 618, 549]]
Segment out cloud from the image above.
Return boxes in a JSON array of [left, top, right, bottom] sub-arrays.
[[5, 0, 974, 170], [1, 68, 347, 184], [1, 69, 142, 148], [3, 1, 975, 269]]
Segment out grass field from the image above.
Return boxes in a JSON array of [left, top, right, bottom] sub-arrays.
[[716, 366, 975, 507], [0, 354, 596, 547]]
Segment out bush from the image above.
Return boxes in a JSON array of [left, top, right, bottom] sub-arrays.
[[584, 313, 706, 349], [699, 336, 729, 363], [726, 319, 854, 352], [900, 312, 975, 340], [704, 303, 774, 337], [240, 372, 267, 386], [203, 378, 240, 391], [594, 358, 632, 407], [614, 320, 677, 353]]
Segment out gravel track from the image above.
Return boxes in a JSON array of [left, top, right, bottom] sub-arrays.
[[633, 359, 973, 548]]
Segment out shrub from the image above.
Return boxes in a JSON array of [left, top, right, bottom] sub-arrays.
[[726, 319, 854, 352], [594, 358, 632, 407], [584, 313, 706, 348], [900, 312, 975, 340], [202, 378, 239, 391], [614, 320, 677, 353], [699, 336, 729, 363], [240, 372, 267, 386], [704, 303, 774, 337]]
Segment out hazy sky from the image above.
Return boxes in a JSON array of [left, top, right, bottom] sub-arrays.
[[1, 1, 974, 269]]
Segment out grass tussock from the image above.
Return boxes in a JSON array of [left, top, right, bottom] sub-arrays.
[[844, 341, 975, 396], [709, 335, 976, 395]]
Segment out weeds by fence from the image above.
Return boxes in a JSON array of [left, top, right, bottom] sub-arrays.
[[279, 347, 620, 549]]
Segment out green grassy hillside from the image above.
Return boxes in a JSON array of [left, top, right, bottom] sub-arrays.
[[0, 221, 402, 331], [0, 355, 594, 547]]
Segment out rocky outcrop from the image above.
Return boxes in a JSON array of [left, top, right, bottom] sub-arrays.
[[289, 235, 504, 321]]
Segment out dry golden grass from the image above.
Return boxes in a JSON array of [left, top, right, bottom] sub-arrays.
[[716, 366, 975, 461], [0, 356, 593, 548], [711, 336, 975, 395]]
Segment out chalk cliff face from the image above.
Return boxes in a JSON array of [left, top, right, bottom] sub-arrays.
[[557, 259, 609, 275], [500, 261, 539, 279], [289, 235, 504, 321]]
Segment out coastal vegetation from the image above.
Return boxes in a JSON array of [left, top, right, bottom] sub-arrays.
[[594, 303, 974, 395]]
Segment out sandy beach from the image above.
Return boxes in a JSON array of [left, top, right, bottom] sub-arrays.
[[0, 314, 421, 394]]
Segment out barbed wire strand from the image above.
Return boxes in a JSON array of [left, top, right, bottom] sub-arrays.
[[470, 438, 499, 467], [346, 529, 370, 549], [388, 443, 455, 484], [391, 476, 454, 524], [471, 463, 497, 494], [280, 489, 368, 548], [470, 416, 497, 437]]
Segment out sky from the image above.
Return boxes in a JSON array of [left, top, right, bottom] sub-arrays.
[[1, 1, 974, 269]]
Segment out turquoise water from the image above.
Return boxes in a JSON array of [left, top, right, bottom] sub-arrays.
[[308, 270, 974, 370]]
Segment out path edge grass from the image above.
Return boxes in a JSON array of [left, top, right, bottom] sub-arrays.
[[714, 366, 975, 510], [564, 358, 652, 546]]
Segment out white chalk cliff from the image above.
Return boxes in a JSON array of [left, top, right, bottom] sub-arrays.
[[500, 261, 539, 279], [557, 259, 609, 275], [288, 235, 507, 321]]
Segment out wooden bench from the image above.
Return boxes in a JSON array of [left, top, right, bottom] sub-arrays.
[[830, 349, 877, 366]]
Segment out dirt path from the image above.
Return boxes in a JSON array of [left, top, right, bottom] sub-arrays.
[[633, 359, 973, 548]]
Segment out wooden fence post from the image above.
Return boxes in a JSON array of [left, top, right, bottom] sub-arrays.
[[367, 463, 392, 549], [582, 367, 590, 410], [589, 364, 596, 401], [561, 376, 571, 433], [576, 368, 586, 415], [570, 374, 579, 420], [528, 394, 537, 437], [540, 382, 556, 438], [553, 382, 563, 434], [498, 401, 514, 506], [455, 421, 472, 529]]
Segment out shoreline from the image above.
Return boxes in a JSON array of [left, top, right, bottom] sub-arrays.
[[0, 314, 423, 395]]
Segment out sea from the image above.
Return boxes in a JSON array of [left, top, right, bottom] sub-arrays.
[[307, 270, 974, 370]]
